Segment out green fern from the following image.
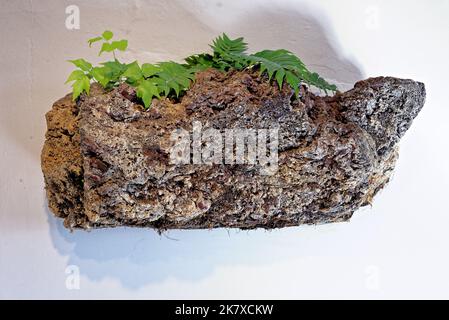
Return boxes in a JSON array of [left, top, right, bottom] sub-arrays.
[[136, 79, 160, 107], [248, 49, 336, 95], [65, 69, 90, 100], [248, 50, 304, 89], [209, 33, 250, 71], [185, 34, 249, 71], [210, 33, 248, 56], [184, 53, 214, 72], [121, 61, 195, 108], [301, 71, 337, 93], [185, 33, 336, 94], [128, 61, 195, 108], [153, 62, 195, 96], [67, 31, 337, 109], [122, 61, 143, 84]]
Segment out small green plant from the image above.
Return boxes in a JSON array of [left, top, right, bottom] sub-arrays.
[[185, 34, 336, 95], [88, 30, 128, 58], [66, 31, 336, 109]]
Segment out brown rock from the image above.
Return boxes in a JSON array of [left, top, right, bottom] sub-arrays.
[[41, 69, 425, 230]]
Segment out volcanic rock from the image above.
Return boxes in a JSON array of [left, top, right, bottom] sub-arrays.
[[41, 69, 425, 230]]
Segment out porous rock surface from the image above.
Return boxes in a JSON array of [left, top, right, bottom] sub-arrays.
[[41, 69, 425, 230]]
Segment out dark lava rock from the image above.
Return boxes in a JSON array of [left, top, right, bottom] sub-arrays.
[[41, 69, 425, 230]]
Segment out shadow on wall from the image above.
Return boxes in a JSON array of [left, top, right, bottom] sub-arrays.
[[46, 199, 311, 289], [45, 5, 364, 289]]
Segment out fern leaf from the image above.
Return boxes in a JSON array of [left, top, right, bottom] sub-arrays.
[[209, 34, 250, 71], [99, 60, 127, 86], [184, 53, 214, 72], [71, 74, 90, 101], [154, 62, 195, 97], [123, 61, 143, 84], [248, 50, 303, 87], [91, 67, 111, 87], [285, 71, 300, 96], [248, 49, 336, 94], [211, 33, 248, 56], [136, 79, 161, 109], [141, 63, 161, 78], [302, 71, 337, 93]]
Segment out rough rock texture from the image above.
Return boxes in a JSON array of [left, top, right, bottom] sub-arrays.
[[41, 69, 425, 230]]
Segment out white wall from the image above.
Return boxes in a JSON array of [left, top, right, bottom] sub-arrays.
[[1, 0, 448, 299]]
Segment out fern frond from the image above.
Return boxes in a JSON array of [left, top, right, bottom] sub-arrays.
[[248, 49, 336, 94], [248, 50, 305, 88], [209, 33, 250, 71], [302, 71, 337, 93], [136, 79, 160, 108], [210, 33, 248, 56], [69, 30, 337, 107], [184, 53, 214, 72], [154, 61, 196, 97]]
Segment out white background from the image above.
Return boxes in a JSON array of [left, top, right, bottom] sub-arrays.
[[1, 0, 448, 299]]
